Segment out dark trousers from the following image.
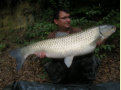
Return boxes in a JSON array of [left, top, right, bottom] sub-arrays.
[[44, 54, 100, 84]]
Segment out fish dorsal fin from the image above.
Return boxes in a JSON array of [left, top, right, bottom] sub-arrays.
[[64, 56, 74, 68]]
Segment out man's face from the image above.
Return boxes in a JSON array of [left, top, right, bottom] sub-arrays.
[[54, 11, 71, 29]]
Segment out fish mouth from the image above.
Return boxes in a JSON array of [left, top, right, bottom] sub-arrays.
[[111, 25, 116, 33]]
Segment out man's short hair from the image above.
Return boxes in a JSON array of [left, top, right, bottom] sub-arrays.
[[53, 9, 69, 19]]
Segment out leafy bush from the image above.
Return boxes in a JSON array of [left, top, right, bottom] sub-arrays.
[[95, 44, 115, 58], [0, 43, 6, 51], [17, 22, 57, 45]]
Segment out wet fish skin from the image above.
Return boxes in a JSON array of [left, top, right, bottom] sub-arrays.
[[9, 25, 116, 70]]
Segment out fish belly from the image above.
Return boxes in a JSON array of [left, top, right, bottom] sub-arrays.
[[45, 43, 96, 58]]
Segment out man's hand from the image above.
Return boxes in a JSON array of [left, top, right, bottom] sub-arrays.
[[34, 52, 46, 58], [96, 39, 106, 46]]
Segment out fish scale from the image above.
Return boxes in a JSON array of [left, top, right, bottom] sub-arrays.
[[9, 25, 116, 70]]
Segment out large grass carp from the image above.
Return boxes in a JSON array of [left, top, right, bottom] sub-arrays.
[[9, 25, 116, 70]]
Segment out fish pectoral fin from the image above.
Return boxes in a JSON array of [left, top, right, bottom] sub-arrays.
[[64, 56, 74, 68]]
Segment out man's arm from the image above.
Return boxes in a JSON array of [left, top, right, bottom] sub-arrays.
[[96, 39, 106, 46], [48, 31, 56, 38], [71, 27, 82, 33]]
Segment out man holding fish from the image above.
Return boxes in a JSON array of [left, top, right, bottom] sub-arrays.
[[10, 9, 116, 83], [34, 9, 115, 83]]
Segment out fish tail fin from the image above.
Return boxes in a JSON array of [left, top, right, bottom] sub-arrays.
[[9, 48, 26, 71]]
